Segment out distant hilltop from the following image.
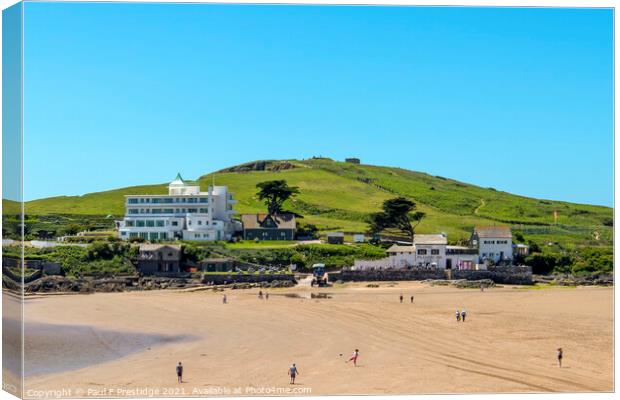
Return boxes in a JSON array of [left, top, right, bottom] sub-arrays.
[[7, 158, 613, 244]]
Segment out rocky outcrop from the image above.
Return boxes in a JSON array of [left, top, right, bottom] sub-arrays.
[[3, 272, 297, 294], [534, 273, 613, 286]]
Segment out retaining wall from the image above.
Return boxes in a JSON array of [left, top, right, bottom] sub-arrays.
[[331, 265, 533, 285], [452, 266, 533, 285], [202, 273, 296, 285], [331, 269, 445, 282]]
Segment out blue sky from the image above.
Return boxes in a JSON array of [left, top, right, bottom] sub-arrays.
[[22, 3, 613, 206]]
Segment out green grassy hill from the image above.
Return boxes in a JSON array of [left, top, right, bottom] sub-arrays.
[[9, 158, 613, 246]]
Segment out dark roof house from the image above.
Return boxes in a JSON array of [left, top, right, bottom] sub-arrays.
[[241, 213, 297, 240]]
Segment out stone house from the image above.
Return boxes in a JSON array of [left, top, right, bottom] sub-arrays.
[[136, 244, 182, 274]]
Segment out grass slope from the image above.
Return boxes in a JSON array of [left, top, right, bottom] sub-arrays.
[[17, 158, 612, 245]]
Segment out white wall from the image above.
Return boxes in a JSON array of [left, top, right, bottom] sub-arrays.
[[479, 238, 513, 263]]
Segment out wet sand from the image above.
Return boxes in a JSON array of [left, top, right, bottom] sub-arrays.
[[12, 282, 614, 396]]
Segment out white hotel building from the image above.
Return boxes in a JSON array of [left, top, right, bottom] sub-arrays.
[[117, 174, 237, 241]]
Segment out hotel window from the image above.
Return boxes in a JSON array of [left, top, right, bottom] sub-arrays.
[[156, 220, 165, 227], [151, 209, 162, 214], [149, 232, 158, 240], [146, 220, 155, 227], [188, 208, 197, 213], [136, 220, 145, 227], [129, 232, 138, 238], [164, 209, 174, 213], [172, 221, 178, 226], [128, 209, 139, 214], [128, 199, 138, 204], [160, 232, 167, 239], [431, 249, 439, 255], [199, 208, 207, 213], [198, 221, 202, 225], [126, 221, 135, 227], [417, 249, 427, 255], [139, 232, 148, 239]]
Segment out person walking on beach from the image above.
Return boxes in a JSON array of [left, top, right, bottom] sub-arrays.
[[480, 284, 484, 292], [346, 349, 360, 366], [400, 293, 403, 303], [461, 310, 467, 322], [289, 363, 299, 384], [176, 362, 183, 383], [222, 294, 227, 304], [557, 348, 563, 368], [266, 292, 269, 300], [410, 295, 414, 303], [456, 310, 461, 322], [258, 290, 263, 299]]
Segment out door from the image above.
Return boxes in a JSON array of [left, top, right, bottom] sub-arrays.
[[446, 258, 452, 270]]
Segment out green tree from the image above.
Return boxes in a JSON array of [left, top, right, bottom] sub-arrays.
[[256, 180, 300, 215], [369, 197, 425, 242]]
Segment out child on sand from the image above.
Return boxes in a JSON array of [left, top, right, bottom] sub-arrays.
[[176, 362, 183, 383], [346, 349, 360, 366], [289, 363, 299, 384], [557, 348, 563, 367]]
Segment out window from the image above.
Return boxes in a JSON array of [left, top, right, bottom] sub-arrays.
[[151, 209, 162, 214], [126, 220, 135, 227], [431, 249, 439, 255], [417, 249, 427, 255], [199, 208, 208, 213], [198, 221, 202, 225], [156, 220, 165, 227], [160, 232, 167, 239], [128, 199, 138, 204], [172, 221, 178, 226], [121, 231, 127, 236], [188, 208, 198, 213], [146, 220, 155, 227], [136, 220, 145, 227], [149, 232, 158, 240], [139, 232, 148, 239], [129, 232, 138, 238], [128, 209, 139, 214]]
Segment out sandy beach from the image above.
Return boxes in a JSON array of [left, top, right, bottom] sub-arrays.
[[8, 282, 613, 397]]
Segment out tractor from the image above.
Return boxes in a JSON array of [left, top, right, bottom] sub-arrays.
[[311, 263, 329, 287]]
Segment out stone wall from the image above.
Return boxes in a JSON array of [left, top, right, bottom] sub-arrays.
[[202, 273, 296, 285], [452, 265, 533, 285], [331, 269, 445, 282], [331, 265, 533, 285]]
